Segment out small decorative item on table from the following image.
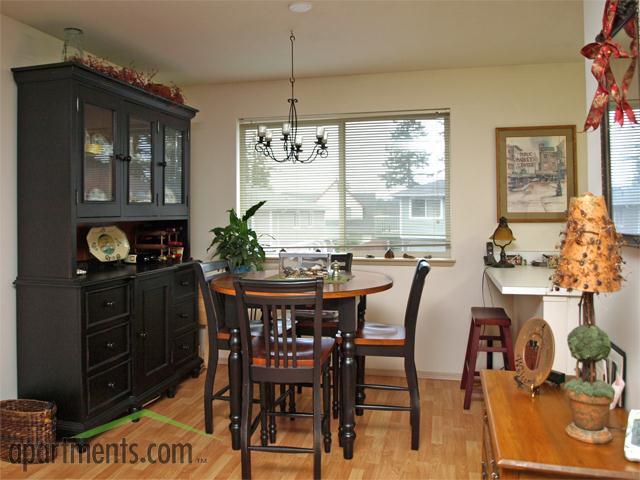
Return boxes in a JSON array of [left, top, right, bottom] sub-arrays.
[[135, 228, 178, 262], [513, 317, 555, 397], [169, 241, 184, 262], [552, 193, 625, 445]]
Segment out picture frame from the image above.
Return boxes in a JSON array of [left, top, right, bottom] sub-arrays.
[[496, 125, 577, 222], [607, 342, 626, 408]]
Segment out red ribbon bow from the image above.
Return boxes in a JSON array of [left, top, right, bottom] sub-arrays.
[[582, 0, 638, 131]]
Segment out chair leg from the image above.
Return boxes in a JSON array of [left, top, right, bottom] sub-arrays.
[[463, 324, 481, 409], [313, 374, 322, 480], [460, 320, 474, 390], [502, 326, 515, 371], [241, 379, 253, 480], [289, 382, 297, 419], [268, 383, 277, 443], [355, 355, 365, 416], [332, 346, 340, 419], [279, 384, 287, 413], [259, 383, 268, 447], [405, 354, 420, 450], [203, 347, 218, 434], [322, 365, 332, 453]]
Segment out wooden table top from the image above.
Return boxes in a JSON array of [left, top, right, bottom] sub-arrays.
[[211, 269, 393, 299], [481, 370, 640, 479]]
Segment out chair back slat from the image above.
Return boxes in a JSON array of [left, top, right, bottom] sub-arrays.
[[194, 260, 229, 345], [234, 278, 324, 372], [404, 260, 431, 349]]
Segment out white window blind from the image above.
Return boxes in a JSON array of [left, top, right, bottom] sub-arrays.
[[606, 106, 640, 239], [239, 112, 451, 257]]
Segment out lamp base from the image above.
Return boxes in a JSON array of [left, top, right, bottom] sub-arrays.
[[491, 259, 515, 268], [565, 422, 612, 444], [491, 245, 514, 268]]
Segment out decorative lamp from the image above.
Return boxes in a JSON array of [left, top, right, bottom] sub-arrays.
[[490, 217, 516, 268], [552, 193, 624, 444]]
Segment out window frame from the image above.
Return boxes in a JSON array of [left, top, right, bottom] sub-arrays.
[[238, 110, 451, 256], [601, 104, 640, 248], [410, 197, 443, 220]]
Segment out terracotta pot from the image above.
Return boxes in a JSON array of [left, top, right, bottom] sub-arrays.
[[566, 390, 610, 431]]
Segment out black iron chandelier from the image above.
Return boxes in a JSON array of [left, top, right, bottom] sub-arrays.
[[255, 32, 328, 164]]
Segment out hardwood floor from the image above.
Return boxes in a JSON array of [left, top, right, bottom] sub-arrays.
[[0, 371, 483, 479]]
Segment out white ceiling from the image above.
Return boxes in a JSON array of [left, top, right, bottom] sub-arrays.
[[1, 0, 585, 85]]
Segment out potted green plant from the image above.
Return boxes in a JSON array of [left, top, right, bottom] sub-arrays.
[[208, 201, 266, 273], [564, 325, 614, 437]]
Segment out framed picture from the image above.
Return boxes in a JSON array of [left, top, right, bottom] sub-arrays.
[[607, 342, 626, 408], [496, 125, 577, 222]]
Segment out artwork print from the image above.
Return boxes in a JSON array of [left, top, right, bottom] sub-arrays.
[[496, 126, 577, 222]]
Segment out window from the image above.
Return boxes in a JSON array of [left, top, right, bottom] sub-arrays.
[[602, 104, 640, 246], [410, 198, 442, 219], [239, 112, 451, 257]]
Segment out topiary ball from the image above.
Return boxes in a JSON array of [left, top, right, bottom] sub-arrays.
[[567, 325, 611, 361]]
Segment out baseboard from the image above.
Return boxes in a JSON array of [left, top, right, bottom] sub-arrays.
[[206, 357, 459, 382], [365, 368, 460, 381]]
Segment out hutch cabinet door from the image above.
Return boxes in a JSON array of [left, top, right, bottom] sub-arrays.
[[158, 115, 190, 217], [121, 102, 161, 217], [76, 86, 124, 218], [133, 274, 173, 394]]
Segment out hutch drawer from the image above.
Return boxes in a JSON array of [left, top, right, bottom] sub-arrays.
[[173, 329, 198, 365], [172, 299, 196, 332], [174, 268, 196, 299], [87, 322, 130, 371], [87, 360, 131, 414], [86, 283, 130, 327]]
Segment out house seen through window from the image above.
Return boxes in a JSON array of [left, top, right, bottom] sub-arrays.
[[239, 112, 451, 257]]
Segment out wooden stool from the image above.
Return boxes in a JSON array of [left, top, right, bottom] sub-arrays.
[[460, 307, 515, 409]]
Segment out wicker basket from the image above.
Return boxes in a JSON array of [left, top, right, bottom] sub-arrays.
[[0, 399, 57, 463]]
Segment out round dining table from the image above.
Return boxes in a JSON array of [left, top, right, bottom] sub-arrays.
[[211, 269, 393, 459]]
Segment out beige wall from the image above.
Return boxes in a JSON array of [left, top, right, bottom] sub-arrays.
[[583, 0, 640, 409], [0, 14, 64, 399], [185, 62, 587, 376]]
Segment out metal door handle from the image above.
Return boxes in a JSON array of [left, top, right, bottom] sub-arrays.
[[106, 341, 116, 349]]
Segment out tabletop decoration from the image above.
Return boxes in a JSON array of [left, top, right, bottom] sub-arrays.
[[552, 193, 625, 444]]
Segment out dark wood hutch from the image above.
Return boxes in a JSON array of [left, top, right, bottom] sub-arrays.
[[13, 62, 201, 438]]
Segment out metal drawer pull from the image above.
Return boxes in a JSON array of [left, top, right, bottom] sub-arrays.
[[179, 280, 189, 286], [179, 313, 189, 319], [107, 381, 116, 390], [180, 344, 190, 351], [105, 341, 116, 349], [138, 331, 148, 339], [103, 300, 116, 308]]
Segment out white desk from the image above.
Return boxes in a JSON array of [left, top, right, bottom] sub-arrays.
[[486, 266, 581, 374]]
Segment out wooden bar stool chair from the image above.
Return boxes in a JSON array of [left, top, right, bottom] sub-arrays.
[[234, 277, 334, 480], [348, 260, 431, 451], [460, 306, 515, 409]]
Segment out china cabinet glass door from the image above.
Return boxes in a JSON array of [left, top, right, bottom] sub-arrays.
[[159, 116, 189, 216], [122, 103, 159, 216], [77, 87, 122, 218]]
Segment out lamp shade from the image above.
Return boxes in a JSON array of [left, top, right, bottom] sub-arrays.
[[553, 193, 623, 293], [490, 217, 516, 246]]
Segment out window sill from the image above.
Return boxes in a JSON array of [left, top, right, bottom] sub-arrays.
[[264, 257, 456, 267]]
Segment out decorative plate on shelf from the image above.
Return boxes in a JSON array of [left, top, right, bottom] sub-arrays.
[[86, 226, 130, 262]]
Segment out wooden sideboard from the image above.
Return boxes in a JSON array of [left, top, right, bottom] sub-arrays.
[[481, 370, 640, 479]]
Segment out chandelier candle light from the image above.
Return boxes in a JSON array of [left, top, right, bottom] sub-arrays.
[[254, 32, 328, 164]]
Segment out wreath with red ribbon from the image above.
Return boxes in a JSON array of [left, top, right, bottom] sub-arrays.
[[582, 0, 638, 131]]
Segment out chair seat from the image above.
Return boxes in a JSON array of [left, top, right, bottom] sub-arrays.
[[217, 329, 231, 341], [355, 323, 406, 346], [251, 337, 335, 367], [470, 307, 511, 326]]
